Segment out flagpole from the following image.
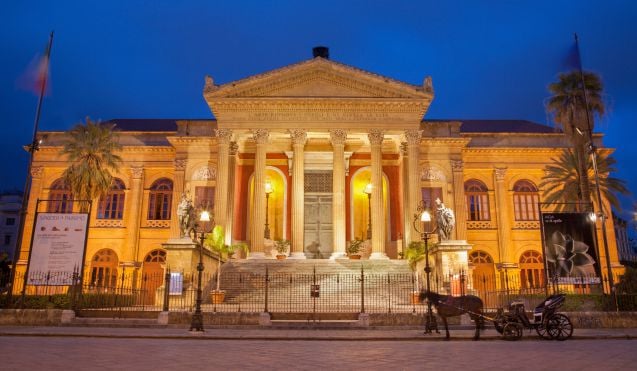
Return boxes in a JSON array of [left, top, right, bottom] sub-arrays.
[[6, 31, 54, 305], [573, 33, 615, 297]]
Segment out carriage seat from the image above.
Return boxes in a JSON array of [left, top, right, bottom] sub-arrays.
[[508, 300, 532, 326]]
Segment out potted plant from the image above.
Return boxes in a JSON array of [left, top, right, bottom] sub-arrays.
[[203, 225, 247, 304], [274, 239, 290, 260], [404, 241, 425, 304], [346, 238, 364, 259]]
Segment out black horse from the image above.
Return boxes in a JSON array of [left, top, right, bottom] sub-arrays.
[[420, 290, 485, 340]]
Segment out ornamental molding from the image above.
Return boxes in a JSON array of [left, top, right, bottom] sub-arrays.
[[494, 167, 507, 181], [229, 141, 239, 155], [174, 159, 187, 171], [130, 166, 144, 179], [400, 142, 408, 155], [368, 129, 385, 145], [329, 129, 348, 145], [451, 160, 464, 172], [31, 166, 44, 178], [192, 166, 216, 181], [420, 165, 446, 182], [288, 129, 308, 145]]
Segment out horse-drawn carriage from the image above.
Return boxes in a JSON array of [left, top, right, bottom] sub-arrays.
[[493, 293, 573, 341]]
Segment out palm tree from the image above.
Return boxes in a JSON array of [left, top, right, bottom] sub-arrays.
[[540, 148, 629, 213], [60, 117, 122, 212], [547, 71, 605, 207]]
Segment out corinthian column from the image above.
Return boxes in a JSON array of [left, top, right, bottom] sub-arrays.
[[494, 167, 512, 263], [289, 129, 307, 259], [225, 142, 238, 247], [213, 129, 233, 231], [125, 166, 144, 262], [368, 129, 388, 259], [248, 129, 269, 259], [330, 129, 347, 259], [170, 158, 187, 239], [451, 160, 467, 240], [405, 129, 422, 246]]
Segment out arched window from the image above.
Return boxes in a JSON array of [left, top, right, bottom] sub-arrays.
[[519, 250, 544, 290], [147, 178, 173, 220], [513, 180, 540, 221], [144, 249, 166, 263], [98, 178, 126, 219], [48, 178, 73, 213], [90, 249, 118, 289], [465, 180, 490, 221]]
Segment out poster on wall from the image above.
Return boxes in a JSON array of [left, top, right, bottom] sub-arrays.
[[27, 213, 89, 285], [541, 212, 601, 284]]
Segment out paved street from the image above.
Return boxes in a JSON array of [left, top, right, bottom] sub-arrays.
[[1, 335, 636, 370]]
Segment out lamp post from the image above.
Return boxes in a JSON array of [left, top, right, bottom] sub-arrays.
[[364, 183, 372, 240], [264, 179, 273, 239], [190, 209, 211, 332], [413, 200, 438, 334]]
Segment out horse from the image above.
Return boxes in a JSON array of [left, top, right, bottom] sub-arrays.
[[420, 290, 485, 340]]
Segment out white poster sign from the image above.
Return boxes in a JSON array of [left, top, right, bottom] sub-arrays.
[[28, 213, 89, 285]]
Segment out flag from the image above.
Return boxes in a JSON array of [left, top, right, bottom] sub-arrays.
[[17, 33, 53, 96], [562, 33, 582, 73]]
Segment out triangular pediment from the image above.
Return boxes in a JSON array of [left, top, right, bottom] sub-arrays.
[[205, 58, 431, 99]]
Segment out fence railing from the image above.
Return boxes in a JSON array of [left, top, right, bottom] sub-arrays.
[[3, 268, 636, 313]]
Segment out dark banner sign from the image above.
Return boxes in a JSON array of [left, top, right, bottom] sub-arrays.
[[541, 212, 600, 284]]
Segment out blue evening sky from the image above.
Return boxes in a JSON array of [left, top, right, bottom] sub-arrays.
[[1, 1, 636, 221]]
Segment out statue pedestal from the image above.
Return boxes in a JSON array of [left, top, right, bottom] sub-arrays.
[[431, 240, 472, 295]]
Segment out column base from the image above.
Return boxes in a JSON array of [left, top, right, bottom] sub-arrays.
[[288, 252, 307, 259], [369, 252, 390, 260], [329, 252, 347, 260], [247, 252, 268, 260]]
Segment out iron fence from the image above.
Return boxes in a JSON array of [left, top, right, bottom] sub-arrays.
[[3, 268, 636, 313]]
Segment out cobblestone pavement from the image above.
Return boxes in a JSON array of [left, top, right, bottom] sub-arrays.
[[1, 333, 636, 370]]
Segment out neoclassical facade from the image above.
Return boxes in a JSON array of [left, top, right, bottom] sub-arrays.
[[16, 50, 622, 288]]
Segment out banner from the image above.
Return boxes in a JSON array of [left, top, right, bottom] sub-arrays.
[[541, 212, 600, 284], [28, 213, 89, 285]]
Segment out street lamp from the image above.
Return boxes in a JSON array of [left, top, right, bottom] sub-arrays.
[[190, 209, 211, 332], [413, 200, 438, 334], [264, 179, 273, 239], [364, 183, 372, 240]]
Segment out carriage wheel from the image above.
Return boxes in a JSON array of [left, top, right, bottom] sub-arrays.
[[502, 322, 523, 341], [535, 323, 551, 340], [546, 314, 573, 341]]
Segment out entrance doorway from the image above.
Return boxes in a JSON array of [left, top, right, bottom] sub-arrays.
[[304, 194, 333, 258]]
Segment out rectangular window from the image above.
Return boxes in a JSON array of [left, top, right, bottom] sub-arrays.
[[421, 187, 442, 208], [195, 186, 215, 210], [6, 217, 15, 226], [466, 194, 490, 221]]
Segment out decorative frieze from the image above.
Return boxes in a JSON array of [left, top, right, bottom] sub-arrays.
[[192, 166, 216, 181], [467, 221, 496, 230], [94, 220, 124, 228], [145, 220, 170, 228], [420, 166, 445, 181], [513, 221, 540, 230]]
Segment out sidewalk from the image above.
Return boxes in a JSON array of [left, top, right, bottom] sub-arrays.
[[1, 325, 637, 341]]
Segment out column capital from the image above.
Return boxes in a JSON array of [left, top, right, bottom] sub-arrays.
[[494, 167, 507, 182], [130, 166, 144, 179], [404, 129, 422, 145], [329, 129, 348, 145], [368, 129, 385, 145], [30, 166, 44, 178], [215, 129, 233, 144], [288, 129, 307, 145], [229, 141, 239, 155], [174, 159, 187, 171], [451, 160, 464, 172], [252, 129, 270, 144]]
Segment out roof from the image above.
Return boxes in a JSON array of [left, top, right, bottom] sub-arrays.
[[105, 119, 182, 131], [426, 119, 559, 134]]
